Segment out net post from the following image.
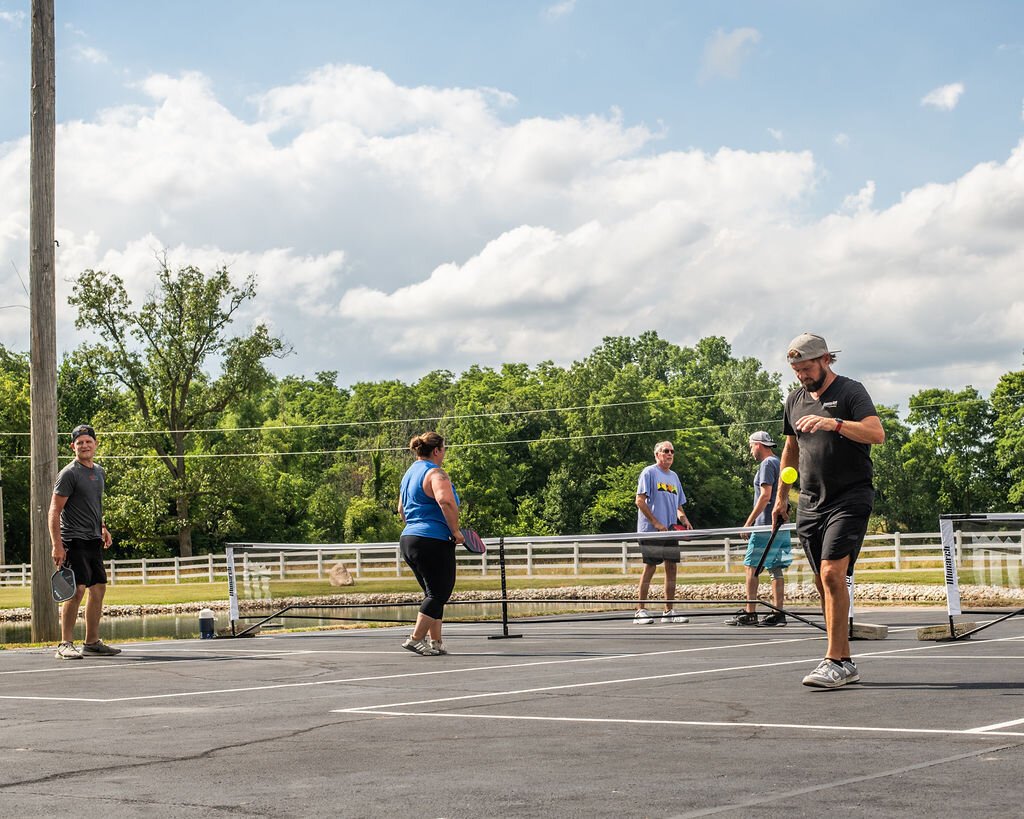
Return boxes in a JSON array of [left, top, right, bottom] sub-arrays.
[[488, 535, 521, 640], [723, 537, 731, 573], [939, 517, 963, 632], [846, 573, 855, 639], [226, 545, 239, 636]]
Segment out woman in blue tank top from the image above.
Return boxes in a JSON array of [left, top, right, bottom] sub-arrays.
[[397, 431, 464, 656]]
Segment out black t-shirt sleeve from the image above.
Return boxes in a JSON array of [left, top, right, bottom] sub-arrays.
[[844, 380, 878, 421], [783, 393, 796, 436]]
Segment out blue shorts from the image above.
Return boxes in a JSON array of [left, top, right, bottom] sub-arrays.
[[743, 531, 793, 572]]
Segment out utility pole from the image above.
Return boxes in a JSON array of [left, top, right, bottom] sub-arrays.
[[30, 0, 59, 642]]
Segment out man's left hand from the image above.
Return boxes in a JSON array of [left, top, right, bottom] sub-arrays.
[[793, 414, 838, 434]]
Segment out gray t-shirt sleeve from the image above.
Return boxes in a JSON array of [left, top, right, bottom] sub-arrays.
[[54, 467, 76, 497]]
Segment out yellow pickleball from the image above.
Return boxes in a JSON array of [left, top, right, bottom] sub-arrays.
[[781, 466, 798, 485]]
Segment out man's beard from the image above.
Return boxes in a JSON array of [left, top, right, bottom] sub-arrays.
[[802, 372, 827, 392]]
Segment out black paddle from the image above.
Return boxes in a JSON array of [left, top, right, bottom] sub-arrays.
[[50, 561, 77, 602], [752, 518, 783, 577]]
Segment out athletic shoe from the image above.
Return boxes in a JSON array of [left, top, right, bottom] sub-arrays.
[[55, 641, 82, 660], [802, 658, 855, 688], [725, 610, 759, 626], [842, 659, 860, 683], [402, 637, 440, 656], [82, 640, 121, 656], [661, 610, 689, 623], [760, 612, 787, 627], [633, 608, 654, 625], [428, 638, 448, 655]]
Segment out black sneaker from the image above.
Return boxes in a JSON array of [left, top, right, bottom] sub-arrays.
[[725, 610, 759, 626], [760, 612, 787, 627]]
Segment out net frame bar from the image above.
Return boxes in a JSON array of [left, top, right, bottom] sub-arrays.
[[935, 513, 1024, 641]]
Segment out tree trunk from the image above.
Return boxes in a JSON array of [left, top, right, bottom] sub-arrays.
[[29, 0, 59, 643], [176, 493, 193, 558]]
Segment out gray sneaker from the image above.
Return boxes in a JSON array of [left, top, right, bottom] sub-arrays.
[[842, 659, 860, 683], [82, 640, 121, 656], [402, 636, 440, 656], [55, 641, 82, 660], [802, 658, 855, 688]]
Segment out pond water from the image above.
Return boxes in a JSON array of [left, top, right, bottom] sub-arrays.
[[0, 600, 626, 645]]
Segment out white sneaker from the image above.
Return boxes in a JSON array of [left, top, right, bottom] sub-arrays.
[[428, 638, 448, 655], [402, 636, 440, 656], [55, 641, 82, 660], [661, 610, 689, 624], [634, 608, 654, 625]]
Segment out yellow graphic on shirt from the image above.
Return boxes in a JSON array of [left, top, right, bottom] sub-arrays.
[[656, 481, 678, 495]]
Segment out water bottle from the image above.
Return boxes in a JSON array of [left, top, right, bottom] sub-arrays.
[[199, 607, 216, 639]]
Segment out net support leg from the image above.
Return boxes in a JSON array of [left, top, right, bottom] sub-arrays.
[[489, 535, 522, 640]]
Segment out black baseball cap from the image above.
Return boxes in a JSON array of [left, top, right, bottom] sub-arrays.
[[71, 424, 97, 442]]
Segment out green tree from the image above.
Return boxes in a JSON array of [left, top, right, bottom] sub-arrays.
[[0, 344, 30, 563], [991, 365, 1024, 510], [344, 496, 402, 542], [68, 262, 287, 556], [906, 387, 998, 516], [870, 405, 935, 531]]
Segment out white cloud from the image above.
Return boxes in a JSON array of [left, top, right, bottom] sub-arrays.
[[841, 181, 875, 215], [543, 0, 576, 21], [1, 65, 1022, 407], [767, 128, 783, 143], [0, 10, 26, 27], [700, 27, 761, 81], [73, 45, 109, 65], [921, 82, 965, 111], [834, 132, 850, 148]]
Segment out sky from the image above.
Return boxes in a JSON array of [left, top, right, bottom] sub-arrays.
[[0, 1, 1022, 411]]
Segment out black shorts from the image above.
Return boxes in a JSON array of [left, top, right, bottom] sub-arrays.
[[63, 538, 107, 587], [797, 503, 871, 575], [640, 539, 681, 566]]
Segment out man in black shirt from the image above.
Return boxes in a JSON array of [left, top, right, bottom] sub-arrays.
[[49, 424, 120, 660], [772, 333, 884, 688]]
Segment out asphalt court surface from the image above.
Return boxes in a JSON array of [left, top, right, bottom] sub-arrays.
[[2, 608, 1023, 818]]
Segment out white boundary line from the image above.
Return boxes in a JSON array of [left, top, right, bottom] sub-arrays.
[[0, 635, 818, 702], [330, 636, 1024, 738], [333, 710, 1024, 739]]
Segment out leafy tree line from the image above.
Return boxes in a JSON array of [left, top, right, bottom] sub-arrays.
[[0, 264, 1021, 562]]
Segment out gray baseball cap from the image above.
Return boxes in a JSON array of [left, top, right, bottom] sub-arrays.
[[748, 431, 777, 447], [786, 332, 840, 363]]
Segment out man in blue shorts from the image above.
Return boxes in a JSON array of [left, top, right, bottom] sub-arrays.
[[772, 334, 884, 688], [726, 431, 792, 626], [49, 424, 121, 660]]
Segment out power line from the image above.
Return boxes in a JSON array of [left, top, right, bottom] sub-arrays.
[[19, 416, 786, 462], [0, 387, 782, 437]]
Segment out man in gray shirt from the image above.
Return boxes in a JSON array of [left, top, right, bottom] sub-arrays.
[[49, 424, 120, 659]]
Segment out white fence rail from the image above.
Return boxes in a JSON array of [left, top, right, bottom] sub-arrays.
[[3, 529, 1023, 588]]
